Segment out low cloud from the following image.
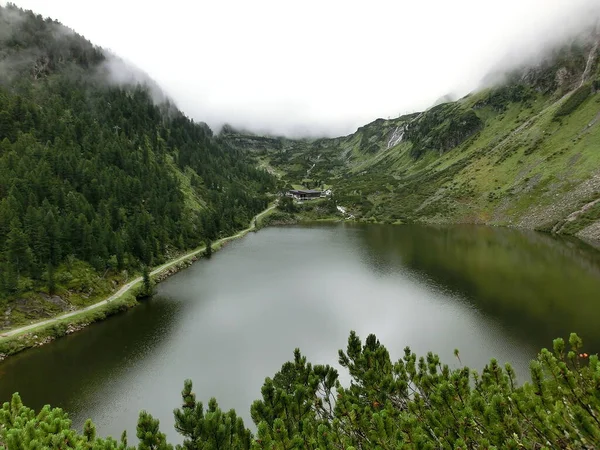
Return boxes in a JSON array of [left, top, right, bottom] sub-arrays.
[[96, 53, 170, 106], [0, 4, 175, 112], [4, 0, 600, 138], [481, 3, 600, 88], [0, 5, 34, 82]]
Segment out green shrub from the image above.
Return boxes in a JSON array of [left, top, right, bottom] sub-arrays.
[[555, 84, 592, 118], [2, 332, 600, 449]]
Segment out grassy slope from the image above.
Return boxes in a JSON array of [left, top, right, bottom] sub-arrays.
[[228, 68, 600, 237]]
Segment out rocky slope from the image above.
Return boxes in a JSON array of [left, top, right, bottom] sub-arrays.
[[225, 23, 600, 241]]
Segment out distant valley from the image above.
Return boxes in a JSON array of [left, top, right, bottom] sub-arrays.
[[223, 23, 600, 242]]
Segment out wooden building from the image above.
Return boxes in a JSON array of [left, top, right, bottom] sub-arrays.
[[286, 189, 322, 201]]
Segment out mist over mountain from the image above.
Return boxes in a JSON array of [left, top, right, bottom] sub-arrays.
[[2, 4, 600, 449], [0, 0, 599, 323], [4, 0, 599, 138], [224, 18, 600, 243], [0, 3, 275, 320]]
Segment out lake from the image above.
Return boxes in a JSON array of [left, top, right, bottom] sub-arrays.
[[1, 223, 600, 442]]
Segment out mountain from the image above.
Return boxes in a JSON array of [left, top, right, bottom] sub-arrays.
[[0, 4, 276, 326], [225, 22, 600, 242]]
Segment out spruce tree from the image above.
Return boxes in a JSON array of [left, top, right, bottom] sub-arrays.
[[6, 218, 33, 280], [136, 410, 172, 450], [46, 263, 56, 295], [174, 379, 252, 450], [204, 239, 212, 258], [141, 265, 153, 297]]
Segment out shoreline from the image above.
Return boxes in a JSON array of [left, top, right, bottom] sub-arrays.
[[2, 203, 597, 362], [0, 203, 277, 362]]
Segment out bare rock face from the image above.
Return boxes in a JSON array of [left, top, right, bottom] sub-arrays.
[[13, 298, 49, 317], [153, 257, 198, 283], [2, 307, 12, 330], [577, 221, 600, 242], [39, 293, 72, 311], [555, 67, 570, 89]]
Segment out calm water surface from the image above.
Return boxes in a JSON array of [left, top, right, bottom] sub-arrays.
[[1, 223, 600, 441]]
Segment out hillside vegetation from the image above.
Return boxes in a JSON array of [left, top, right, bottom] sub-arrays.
[[224, 25, 600, 242], [0, 5, 275, 327]]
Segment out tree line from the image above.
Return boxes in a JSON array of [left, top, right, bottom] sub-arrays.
[[0, 4, 276, 297]]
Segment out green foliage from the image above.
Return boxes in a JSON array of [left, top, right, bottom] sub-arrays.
[[0, 391, 127, 449], [137, 411, 172, 450], [0, 4, 276, 304], [2, 333, 599, 449], [250, 348, 338, 448], [405, 103, 483, 158], [203, 239, 212, 258], [555, 84, 592, 118], [477, 84, 535, 112], [174, 379, 252, 450], [139, 265, 153, 298], [277, 197, 297, 213], [258, 210, 297, 227]]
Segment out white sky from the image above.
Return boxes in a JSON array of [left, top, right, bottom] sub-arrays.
[[4, 0, 600, 137]]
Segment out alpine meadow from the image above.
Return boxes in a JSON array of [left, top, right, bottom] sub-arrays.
[[1, 2, 600, 450]]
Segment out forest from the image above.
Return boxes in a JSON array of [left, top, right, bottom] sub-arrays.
[[0, 4, 276, 301], [1, 332, 599, 449]]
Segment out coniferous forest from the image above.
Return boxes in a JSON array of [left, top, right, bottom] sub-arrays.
[[0, 4, 275, 304]]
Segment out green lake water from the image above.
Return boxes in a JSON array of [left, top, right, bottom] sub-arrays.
[[1, 223, 599, 441]]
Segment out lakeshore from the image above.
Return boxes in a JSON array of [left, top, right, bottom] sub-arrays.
[[0, 204, 277, 360]]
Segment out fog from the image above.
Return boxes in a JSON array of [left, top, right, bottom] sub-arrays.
[[3, 0, 600, 137]]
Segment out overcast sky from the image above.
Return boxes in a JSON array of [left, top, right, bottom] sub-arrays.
[[4, 0, 600, 137]]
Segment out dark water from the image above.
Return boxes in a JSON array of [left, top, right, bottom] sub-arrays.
[[1, 223, 600, 442]]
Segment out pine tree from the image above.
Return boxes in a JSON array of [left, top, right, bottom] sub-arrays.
[[173, 380, 252, 450], [1, 334, 600, 448], [83, 418, 96, 442], [136, 410, 172, 450], [141, 265, 153, 297], [204, 239, 212, 258], [5, 218, 33, 280], [46, 263, 56, 295]]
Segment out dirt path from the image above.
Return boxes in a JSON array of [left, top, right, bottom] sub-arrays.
[[0, 203, 278, 339]]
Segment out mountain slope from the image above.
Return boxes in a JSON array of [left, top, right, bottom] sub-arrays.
[[227, 24, 600, 241], [0, 5, 275, 327]]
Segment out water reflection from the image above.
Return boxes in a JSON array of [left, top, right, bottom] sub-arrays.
[[0, 296, 183, 415], [352, 223, 600, 351], [0, 223, 599, 442]]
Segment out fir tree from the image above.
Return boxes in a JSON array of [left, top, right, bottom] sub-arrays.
[[204, 239, 212, 258], [136, 410, 172, 450], [141, 265, 153, 297]]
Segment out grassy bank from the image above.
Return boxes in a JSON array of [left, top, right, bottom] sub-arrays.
[[0, 293, 138, 359]]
